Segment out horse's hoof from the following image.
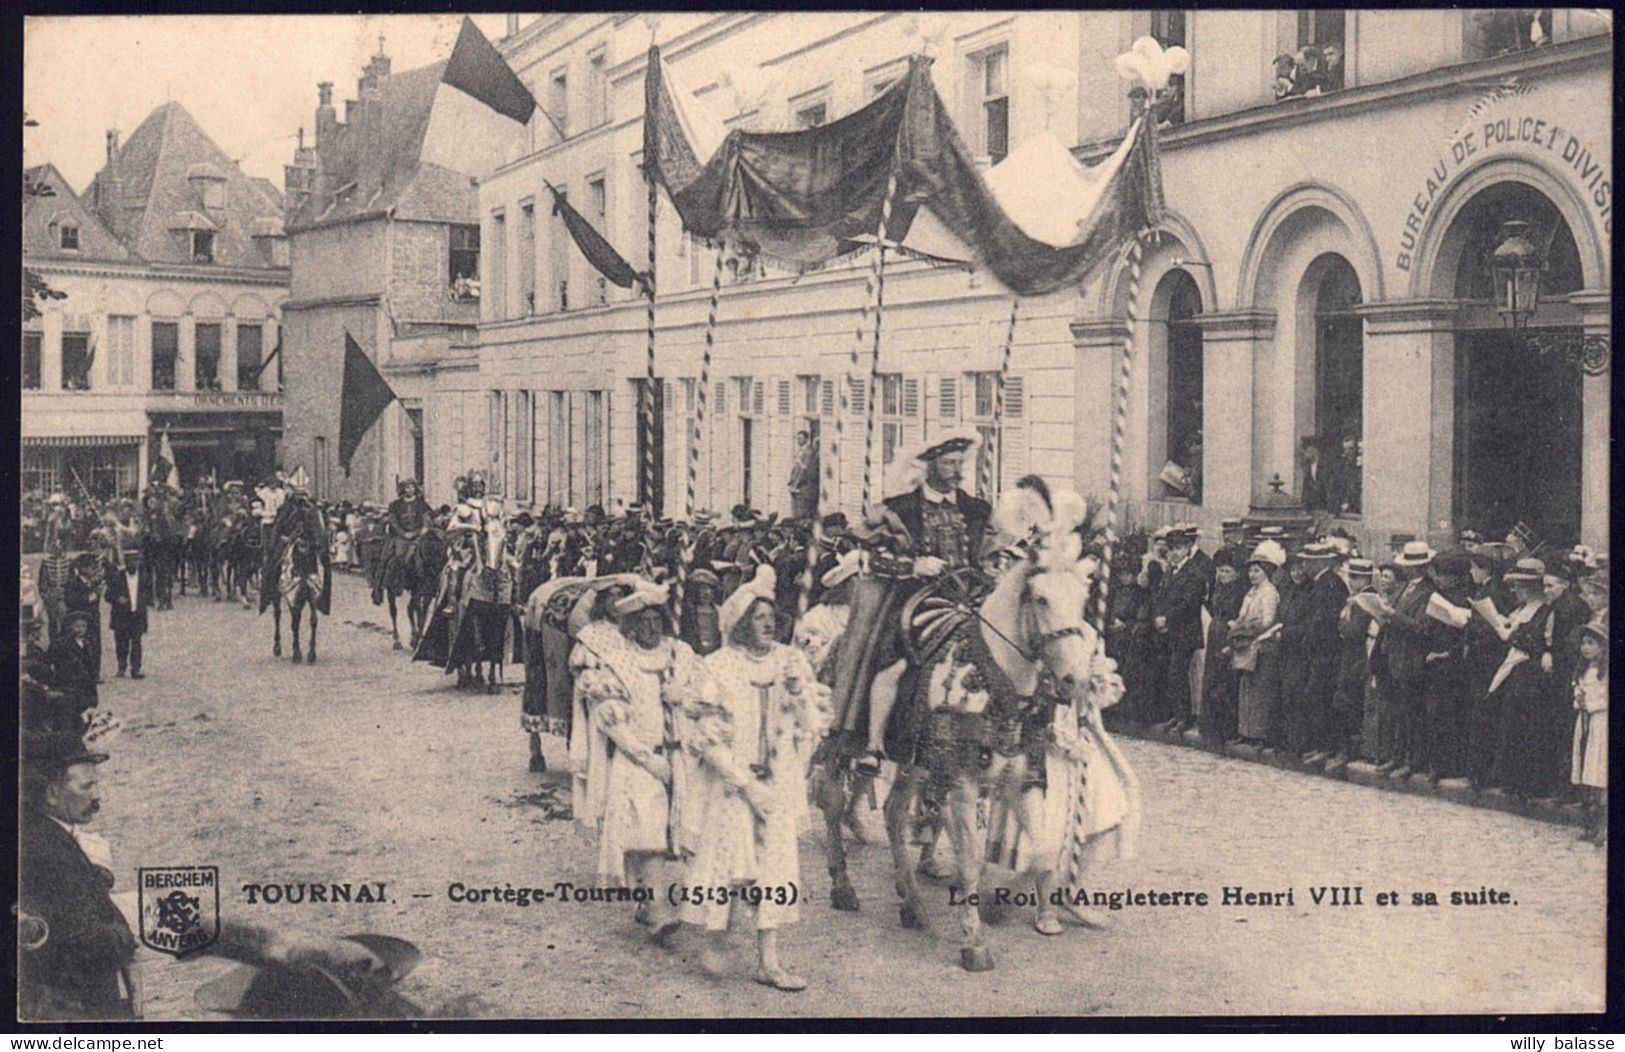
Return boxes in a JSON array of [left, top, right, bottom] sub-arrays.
[[917, 856, 954, 882], [1033, 914, 1064, 936], [899, 903, 927, 930], [960, 946, 995, 972], [393, 640, 404, 651], [272, 644, 282, 657], [830, 882, 861, 912], [306, 652, 317, 665], [486, 680, 500, 695], [292, 650, 302, 663]]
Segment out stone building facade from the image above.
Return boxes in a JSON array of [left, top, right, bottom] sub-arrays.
[[279, 43, 519, 503], [417, 11, 1610, 549], [22, 103, 290, 496]]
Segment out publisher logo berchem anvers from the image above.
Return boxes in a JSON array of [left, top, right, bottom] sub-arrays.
[[138, 865, 221, 957]]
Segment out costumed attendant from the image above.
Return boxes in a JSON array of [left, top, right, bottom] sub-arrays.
[[793, 549, 861, 681], [1570, 620, 1607, 844], [570, 580, 707, 942], [683, 566, 830, 991]]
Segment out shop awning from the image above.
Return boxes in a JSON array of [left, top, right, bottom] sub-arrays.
[[23, 435, 142, 447]]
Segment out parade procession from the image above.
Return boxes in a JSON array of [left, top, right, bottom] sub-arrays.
[[17, 11, 1611, 1024]]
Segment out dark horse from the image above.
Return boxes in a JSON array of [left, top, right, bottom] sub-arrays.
[[261, 515, 330, 664], [382, 530, 446, 652]]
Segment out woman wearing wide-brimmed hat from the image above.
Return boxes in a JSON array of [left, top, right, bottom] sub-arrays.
[[1471, 557, 1555, 796], [1231, 541, 1284, 744]]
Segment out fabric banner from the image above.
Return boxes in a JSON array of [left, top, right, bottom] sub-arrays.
[[547, 182, 646, 291], [338, 331, 397, 475], [642, 50, 1165, 296], [443, 17, 535, 125]]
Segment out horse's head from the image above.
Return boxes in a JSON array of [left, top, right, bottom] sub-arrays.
[[1018, 556, 1101, 698], [983, 478, 1114, 705], [483, 515, 506, 569]]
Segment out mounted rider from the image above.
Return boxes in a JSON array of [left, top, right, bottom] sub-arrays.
[[260, 467, 331, 616], [372, 478, 432, 606], [824, 430, 995, 776]]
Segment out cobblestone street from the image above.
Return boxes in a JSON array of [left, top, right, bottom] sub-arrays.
[[81, 572, 1606, 1019]]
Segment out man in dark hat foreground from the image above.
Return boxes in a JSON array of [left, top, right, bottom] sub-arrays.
[[20, 732, 419, 1021]]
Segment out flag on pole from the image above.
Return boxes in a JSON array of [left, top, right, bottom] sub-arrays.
[[338, 331, 398, 476], [251, 331, 282, 387], [154, 429, 180, 490], [417, 18, 542, 176], [546, 181, 646, 291], [442, 17, 536, 124]]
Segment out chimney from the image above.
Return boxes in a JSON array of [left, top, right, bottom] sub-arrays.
[[345, 98, 360, 124], [96, 129, 121, 213], [506, 14, 520, 37], [315, 81, 337, 147]]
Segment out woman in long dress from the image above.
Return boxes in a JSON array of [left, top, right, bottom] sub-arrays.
[[1570, 620, 1607, 843], [681, 570, 830, 991], [1231, 542, 1283, 744]]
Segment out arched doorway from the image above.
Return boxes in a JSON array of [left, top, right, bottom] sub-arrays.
[[1447, 182, 1584, 545], [1295, 253, 1363, 514], [1147, 268, 1204, 503]]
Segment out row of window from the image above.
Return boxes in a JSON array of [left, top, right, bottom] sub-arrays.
[[21, 320, 276, 392]]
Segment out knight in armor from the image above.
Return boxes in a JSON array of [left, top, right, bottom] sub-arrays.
[[825, 431, 994, 777], [373, 480, 432, 606]]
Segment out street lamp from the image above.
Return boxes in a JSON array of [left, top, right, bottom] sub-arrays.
[[1488, 218, 1610, 375], [1489, 219, 1542, 330]]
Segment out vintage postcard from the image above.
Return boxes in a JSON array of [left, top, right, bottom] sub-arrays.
[[18, 9, 1611, 1024]]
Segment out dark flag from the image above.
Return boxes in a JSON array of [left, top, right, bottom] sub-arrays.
[[443, 17, 536, 125], [338, 331, 397, 476], [546, 181, 646, 291]]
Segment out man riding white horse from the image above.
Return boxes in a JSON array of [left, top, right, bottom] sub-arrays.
[[826, 430, 994, 778]]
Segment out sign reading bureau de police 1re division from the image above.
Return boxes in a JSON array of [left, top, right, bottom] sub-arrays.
[[138, 866, 221, 957]]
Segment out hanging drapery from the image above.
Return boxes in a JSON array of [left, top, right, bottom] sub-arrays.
[[546, 181, 647, 292], [642, 49, 1164, 296]]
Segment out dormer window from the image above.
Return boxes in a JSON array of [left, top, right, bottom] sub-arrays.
[[188, 162, 228, 211], [59, 224, 80, 251], [191, 229, 215, 263]]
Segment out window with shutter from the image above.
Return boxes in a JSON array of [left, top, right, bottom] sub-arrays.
[[663, 381, 673, 409], [901, 377, 920, 418], [716, 382, 727, 415], [753, 381, 764, 415], [821, 380, 834, 416], [1004, 375, 1025, 418], [848, 378, 866, 415], [939, 376, 958, 422], [778, 380, 791, 415]]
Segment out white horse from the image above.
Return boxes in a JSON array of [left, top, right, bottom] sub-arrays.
[[879, 483, 1127, 971]]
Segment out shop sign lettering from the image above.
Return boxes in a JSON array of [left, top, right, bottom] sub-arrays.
[[1396, 115, 1611, 272]]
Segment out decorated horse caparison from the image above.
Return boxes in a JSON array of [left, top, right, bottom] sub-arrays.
[[414, 508, 517, 692], [811, 481, 1127, 971]]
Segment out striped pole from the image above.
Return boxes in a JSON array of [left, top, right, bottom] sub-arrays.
[[689, 240, 726, 520], [643, 168, 658, 519], [860, 169, 900, 516], [982, 297, 1020, 499], [678, 240, 727, 620], [1092, 237, 1145, 633]]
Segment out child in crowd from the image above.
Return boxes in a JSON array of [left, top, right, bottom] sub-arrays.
[[1571, 621, 1607, 844]]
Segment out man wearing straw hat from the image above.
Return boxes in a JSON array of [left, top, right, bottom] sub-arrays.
[[1369, 539, 1439, 781]]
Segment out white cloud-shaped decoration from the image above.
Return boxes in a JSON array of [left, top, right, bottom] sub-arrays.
[[1115, 36, 1188, 92]]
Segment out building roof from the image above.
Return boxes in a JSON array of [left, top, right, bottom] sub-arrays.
[[289, 60, 478, 232], [87, 101, 287, 268], [22, 163, 133, 263]]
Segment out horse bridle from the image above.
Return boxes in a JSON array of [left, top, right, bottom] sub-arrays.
[[951, 575, 1088, 666]]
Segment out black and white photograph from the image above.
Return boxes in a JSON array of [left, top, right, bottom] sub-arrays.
[[16, 9, 1613, 1025]]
